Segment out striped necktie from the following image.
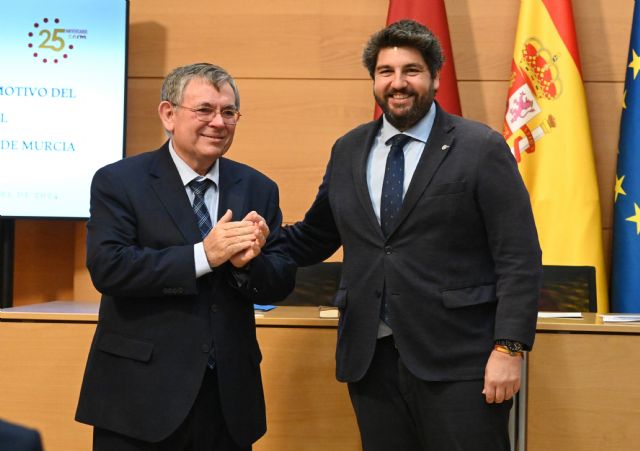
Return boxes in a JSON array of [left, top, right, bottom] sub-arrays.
[[189, 179, 214, 239]]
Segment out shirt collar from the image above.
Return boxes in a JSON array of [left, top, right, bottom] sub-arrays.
[[380, 101, 437, 146], [168, 140, 219, 187]]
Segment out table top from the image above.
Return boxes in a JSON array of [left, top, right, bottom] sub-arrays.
[[535, 312, 640, 333], [3, 301, 640, 333], [0, 301, 339, 327], [0, 301, 99, 322]]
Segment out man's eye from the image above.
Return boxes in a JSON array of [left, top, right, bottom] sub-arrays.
[[221, 110, 237, 118], [197, 108, 214, 114]]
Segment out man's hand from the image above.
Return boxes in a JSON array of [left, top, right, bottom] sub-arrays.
[[482, 350, 522, 404], [203, 209, 258, 268], [230, 211, 269, 268]]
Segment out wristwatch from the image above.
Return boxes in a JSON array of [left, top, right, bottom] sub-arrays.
[[494, 339, 524, 357]]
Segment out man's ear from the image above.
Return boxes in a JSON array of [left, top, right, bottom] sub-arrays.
[[158, 101, 175, 133]]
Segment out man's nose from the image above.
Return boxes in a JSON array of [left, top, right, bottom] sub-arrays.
[[390, 71, 407, 89], [207, 111, 226, 127]]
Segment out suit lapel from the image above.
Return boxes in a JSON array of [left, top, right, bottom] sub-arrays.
[[149, 143, 202, 244], [353, 118, 386, 235], [389, 106, 456, 238], [217, 158, 244, 221]]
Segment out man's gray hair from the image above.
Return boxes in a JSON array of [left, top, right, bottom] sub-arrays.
[[161, 63, 240, 109]]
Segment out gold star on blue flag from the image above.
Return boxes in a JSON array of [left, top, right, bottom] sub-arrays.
[[612, 1, 640, 312]]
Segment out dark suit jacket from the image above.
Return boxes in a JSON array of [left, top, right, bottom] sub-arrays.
[[0, 420, 43, 451], [75, 143, 295, 446], [285, 105, 542, 383]]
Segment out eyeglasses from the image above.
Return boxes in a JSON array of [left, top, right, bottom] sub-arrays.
[[173, 104, 241, 125]]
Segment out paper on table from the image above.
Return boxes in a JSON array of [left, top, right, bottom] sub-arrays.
[[319, 306, 339, 318], [538, 312, 583, 318], [599, 314, 640, 322]]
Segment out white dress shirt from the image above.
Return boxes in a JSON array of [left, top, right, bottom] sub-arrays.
[[168, 140, 219, 278]]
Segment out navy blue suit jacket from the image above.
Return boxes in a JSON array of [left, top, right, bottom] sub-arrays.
[[0, 420, 43, 451], [76, 143, 295, 446], [285, 105, 542, 383]]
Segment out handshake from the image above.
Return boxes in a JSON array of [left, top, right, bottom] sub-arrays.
[[202, 209, 269, 269]]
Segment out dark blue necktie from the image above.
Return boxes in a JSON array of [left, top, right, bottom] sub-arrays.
[[380, 134, 410, 237], [189, 179, 214, 239], [380, 134, 410, 327], [189, 178, 217, 368]]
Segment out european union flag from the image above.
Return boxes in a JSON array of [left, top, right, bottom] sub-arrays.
[[612, 1, 640, 312]]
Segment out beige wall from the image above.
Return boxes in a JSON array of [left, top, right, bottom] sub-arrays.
[[12, 0, 633, 305]]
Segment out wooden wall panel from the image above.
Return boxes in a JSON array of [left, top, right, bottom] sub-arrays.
[[125, 78, 165, 155], [447, 0, 633, 82], [527, 332, 640, 451], [572, 0, 635, 81], [256, 326, 360, 450], [0, 322, 95, 451], [73, 222, 100, 302], [126, 0, 633, 81], [128, 0, 387, 79], [13, 221, 75, 306]]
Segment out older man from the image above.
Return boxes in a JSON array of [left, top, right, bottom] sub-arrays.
[[76, 63, 295, 451]]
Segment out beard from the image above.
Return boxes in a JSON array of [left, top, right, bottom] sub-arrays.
[[374, 85, 435, 131]]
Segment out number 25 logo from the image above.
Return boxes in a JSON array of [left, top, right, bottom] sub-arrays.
[[39, 28, 65, 52]]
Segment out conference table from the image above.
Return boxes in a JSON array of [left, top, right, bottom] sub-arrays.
[[1, 302, 639, 451]]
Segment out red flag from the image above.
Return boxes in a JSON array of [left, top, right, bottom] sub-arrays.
[[375, 0, 462, 117]]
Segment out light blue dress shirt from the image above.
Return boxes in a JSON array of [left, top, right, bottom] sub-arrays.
[[366, 102, 437, 224]]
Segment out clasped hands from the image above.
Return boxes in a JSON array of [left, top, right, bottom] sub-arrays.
[[203, 209, 269, 269]]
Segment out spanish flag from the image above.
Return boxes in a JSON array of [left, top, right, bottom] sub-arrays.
[[503, 0, 608, 311]]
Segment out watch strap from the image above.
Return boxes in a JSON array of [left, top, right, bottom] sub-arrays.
[[493, 344, 524, 358]]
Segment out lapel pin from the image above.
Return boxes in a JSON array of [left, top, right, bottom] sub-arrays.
[[441, 144, 450, 151]]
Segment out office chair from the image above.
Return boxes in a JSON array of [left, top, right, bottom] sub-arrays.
[[539, 265, 597, 312]]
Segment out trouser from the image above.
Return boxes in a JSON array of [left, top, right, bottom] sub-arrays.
[[93, 368, 250, 451], [347, 335, 512, 451]]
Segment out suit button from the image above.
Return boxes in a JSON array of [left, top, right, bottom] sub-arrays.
[[384, 246, 393, 255], [201, 344, 210, 353], [375, 290, 382, 298], [210, 304, 218, 313], [252, 287, 259, 294]]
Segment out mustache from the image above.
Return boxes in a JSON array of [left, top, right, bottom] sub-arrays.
[[386, 88, 415, 97]]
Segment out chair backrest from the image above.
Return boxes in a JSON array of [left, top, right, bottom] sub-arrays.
[[539, 265, 597, 312], [280, 261, 342, 306], [282, 262, 597, 313]]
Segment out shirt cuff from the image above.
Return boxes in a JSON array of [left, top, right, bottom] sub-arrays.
[[194, 242, 213, 278]]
